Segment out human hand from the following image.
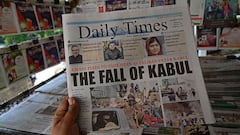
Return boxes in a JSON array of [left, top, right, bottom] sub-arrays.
[[51, 97, 82, 135]]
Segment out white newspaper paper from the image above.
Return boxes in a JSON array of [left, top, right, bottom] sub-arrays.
[[0, 93, 64, 135], [63, 1, 214, 134]]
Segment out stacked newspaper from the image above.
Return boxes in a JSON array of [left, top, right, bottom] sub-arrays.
[[63, 1, 215, 135]]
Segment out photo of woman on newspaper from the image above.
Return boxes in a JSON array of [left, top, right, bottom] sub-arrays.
[[146, 37, 163, 56]]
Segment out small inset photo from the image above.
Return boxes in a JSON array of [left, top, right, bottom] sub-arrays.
[[68, 44, 82, 64], [103, 40, 124, 61], [145, 36, 165, 56], [92, 109, 120, 131], [106, 0, 127, 12]]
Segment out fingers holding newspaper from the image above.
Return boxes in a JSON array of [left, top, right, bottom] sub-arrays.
[[51, 97, 85, 135]]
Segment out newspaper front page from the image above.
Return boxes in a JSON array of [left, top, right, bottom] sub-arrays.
[[63, 1, 215, 134]]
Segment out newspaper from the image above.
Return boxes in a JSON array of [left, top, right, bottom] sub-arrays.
[[188, 0, 206, 25], [63, 1, 214, 134], [0, 93, 64, 134]]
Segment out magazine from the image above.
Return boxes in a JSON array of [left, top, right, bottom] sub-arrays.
[[14, 2, 39, 32], [55, 35, 65, 61], [203, 0, 238, 28], [25, 43, 45, 74], [219, 25, 240, 48], [63, 1, 214, 134], [51, 5, 63, 28], [197, 26, 218, 49], [42, 39, 61, 67], [188, 0, 206, 25], [0, 47, 28, 84], [35, 4, 54, 30], [0, 1, 18, 34]]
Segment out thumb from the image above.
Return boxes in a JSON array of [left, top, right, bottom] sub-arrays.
[[64, 97, 80, 125]]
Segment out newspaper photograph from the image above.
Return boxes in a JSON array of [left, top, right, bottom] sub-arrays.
[[63, 1, 214, 134]]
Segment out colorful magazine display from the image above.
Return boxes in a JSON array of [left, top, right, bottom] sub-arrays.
[[15, 2, 39, 32], [51, 5, 63, 28], [26, 44, 45, 74], [63, 1, 214, 134], [219, 25, 240, 48], [0, 48, 28, 84], [42, 40, 60, 67], [197, 26, 218, 49], [203, 0, 238, 28], [35, 4, 54, 30], [0, 1, 18, 35]]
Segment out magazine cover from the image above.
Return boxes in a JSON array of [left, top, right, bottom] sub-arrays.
[[219, 24, 240, 48], [79, 1, 101, 13], [0, 48, 28, 84], [63, 1, 214, 134], [15, 2, 39, 32], [188, 0, 206, 25], [77, 0, 206, 24], [56, 36, 65, 61], [105, 0, 127, 12], [42, 40, 60, 67], [51, 5, 63, 28], [128, 0, 151, 9], [35, 4, 54, 30], [0, 1, 18, 35], [197, 26, 218, 49], [203, 0, 238, 28], [26, 44, 45, 74]]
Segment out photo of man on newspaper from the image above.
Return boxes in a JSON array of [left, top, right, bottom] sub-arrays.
[[69, 45, 83, 64], [104, 40, 124, 61]]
